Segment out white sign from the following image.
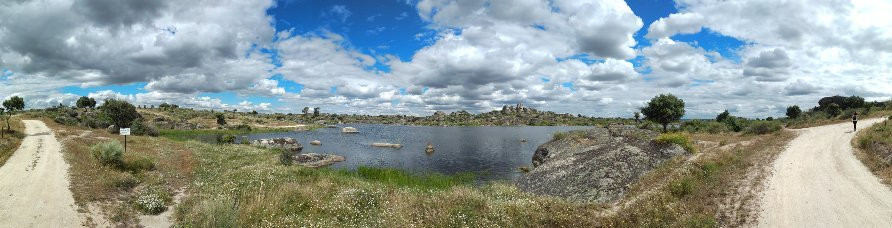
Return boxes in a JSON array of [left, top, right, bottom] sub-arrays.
[[119, 128, 131, 136]]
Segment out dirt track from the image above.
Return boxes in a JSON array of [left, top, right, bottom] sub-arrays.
[[0, 120, 82, 227], [758, 118, 892, 227]]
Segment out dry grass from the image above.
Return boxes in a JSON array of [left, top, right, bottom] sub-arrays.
[[601, 130, 796, 227], [0, 116, 25, 167], [43, 118, 197, 226], [853, 119, 892, 188]]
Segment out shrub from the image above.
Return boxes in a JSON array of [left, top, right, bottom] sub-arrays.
[[745, 121, 782, 135], [279, 149, 294, 165], [668, 177, 695, 198], [231, 124, 252, 131], [123, 156, 156, 173], [91, 140, 124, 166], [217, 134, 236, 144], [827, 103, 842, 117], [111, 172, 140, 191], [655, 133, 697, 153], [215, 113, 227, 126], [135, 187, 170, 215], [99, 99, 141, 129], [722, 117, 745, 132], [681, 121, 729, 134], [786, 105, 802, 119], [130, 120, 159, 137]]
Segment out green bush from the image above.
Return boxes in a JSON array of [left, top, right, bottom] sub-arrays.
[[745, 121, 782, 135], [279, 149, 293, 166], [123, 156, 156, 173], [217, 134, 236, 144], [130, 120, 159, 137], [722, 118, 745, 132], [99, 99, 141, 129], [91, 140, 124, 166], [681, 120, 729, 134], [668, 177, 695, 198], [655, 133, 697, 153]]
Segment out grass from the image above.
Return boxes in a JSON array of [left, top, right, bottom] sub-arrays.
[[159, 128, 290, 141], [174, 142, 603, 227], [655, 132, 697, 153], [0, 116, 25, 167], [44, 118, 196, 226], [854, 119, 892, 187], [602, 131, 795, 227], [551, 130, 587, 141]]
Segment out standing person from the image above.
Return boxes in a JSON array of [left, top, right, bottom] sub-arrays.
[[852, 112, 858, 131]]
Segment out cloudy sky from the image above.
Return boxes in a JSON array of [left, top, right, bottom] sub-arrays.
[[1, 0, 890, 118]]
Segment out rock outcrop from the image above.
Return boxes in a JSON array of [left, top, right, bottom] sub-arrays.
[[342, 127, 359, 133], [516, 126, 686, 203], [251, 138, 303, 153], [295, 153, 346, 168]]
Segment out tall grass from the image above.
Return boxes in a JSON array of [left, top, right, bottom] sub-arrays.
[[655, 133, 697, 153], [854, 119, 892, 187]]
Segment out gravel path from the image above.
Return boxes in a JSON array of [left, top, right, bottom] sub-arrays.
[[758, 118, 892, 227], [0, 120, 82, 227]]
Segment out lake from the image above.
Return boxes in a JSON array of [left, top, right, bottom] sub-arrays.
[[229, 124, 592, 182]]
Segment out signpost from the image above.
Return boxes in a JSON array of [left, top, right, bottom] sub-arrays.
[[120, 128, 131, 152]]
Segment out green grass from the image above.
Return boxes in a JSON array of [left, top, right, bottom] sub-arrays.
[[174, 142, 602, 227], [655, 132, 697, 153], [551, 130, 587, 141], [159, 128, 289, 141]]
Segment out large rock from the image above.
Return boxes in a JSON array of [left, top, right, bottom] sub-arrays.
[[342, 127, 359, 133], [516, 126, 685, 203], [295, 153, 346, 168], [252, 138, 303, 152]]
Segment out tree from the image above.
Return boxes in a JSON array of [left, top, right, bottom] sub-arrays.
[[215, 113, 227, 126], [634, 112, 640, 123], [786, 105, 802, 119], [99, 99, 140, 129], [3, 96, 25, 133], [0, 108, 4, 138], [76, 96, 96, 111], [844, 96, 865, 109], [313, 107, 320, 117], [827, 103, 842, 117], [250, 110, 258, 115], [640, 94, 685, 132], [716, 110, 731, 122], [302, 107, 310, 115]]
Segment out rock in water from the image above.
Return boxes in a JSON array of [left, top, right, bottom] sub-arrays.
[[295, 153, 346, 168], [342, 127, 359, 133], [425, 143, 435, 154], [372, 143, 402, 148], [516, 127, 685, 204], [251, 138, 303, 153], [310, 140, 322, 145]]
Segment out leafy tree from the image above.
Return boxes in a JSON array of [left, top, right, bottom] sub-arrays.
[[716, 110, 731, 122], [0, 108, 4, 138], [76, 96, 97, 111], [215, 113, 227, 126], [3, 96, 25, 133], [634, 112, 640, 123], [845, 96, 865, 109], [640, 94, 686, 132], [99, 99, 140, 129], [302, 107, 310, 115], [786, 105, 802, 119], [250, 110, 258, 115], [827, 103, 842, 117], [313, 107, 320, 117]]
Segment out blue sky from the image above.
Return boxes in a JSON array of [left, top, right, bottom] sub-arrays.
[[2, 0, 891, 118]]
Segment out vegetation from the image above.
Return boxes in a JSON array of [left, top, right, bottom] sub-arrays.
[[715, 110, 731, 122], [786, 105, 801, 119], [76, 96, 97, 111], [745, 121, 782, 135], [91, 140, 125, 166], [215, 113, 226, 126], [0, 117, 24, 167], [99, 99, 141, 129], [3, 96, 25, 134], [655, 133, 697, 153], [641, 94, 686, 132], [827, 103, 842, 117], [854, 119, 892, 187]]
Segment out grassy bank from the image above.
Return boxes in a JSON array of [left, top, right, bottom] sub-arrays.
[[159, 127, 299, 142], [0, 116, 25, 167], [854, 118, 892, 187], [174, 142, 602, 227], [602, 131, 796, 227], [44, 119, 197, 226]]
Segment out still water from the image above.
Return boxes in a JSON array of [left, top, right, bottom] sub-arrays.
[[229, 124, 590, 182]]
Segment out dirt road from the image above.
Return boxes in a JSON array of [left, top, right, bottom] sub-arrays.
[[759, 118, 892, 227], [0, 120, 82, 227]]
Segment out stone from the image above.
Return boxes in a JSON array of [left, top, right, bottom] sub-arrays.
[[372, 143, 402, 148], [294, 153, 346, 168], [310, 140, 322, 145], [516, 126, 686, 204], [251, 137, 303, 153], [341, 127, 359, 133]]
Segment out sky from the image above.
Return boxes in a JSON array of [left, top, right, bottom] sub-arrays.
[[1, 0, 891, 118]]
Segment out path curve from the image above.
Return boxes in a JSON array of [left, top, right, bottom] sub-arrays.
[[758, 118, 892, 227], [0, 120, 82, 227]]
